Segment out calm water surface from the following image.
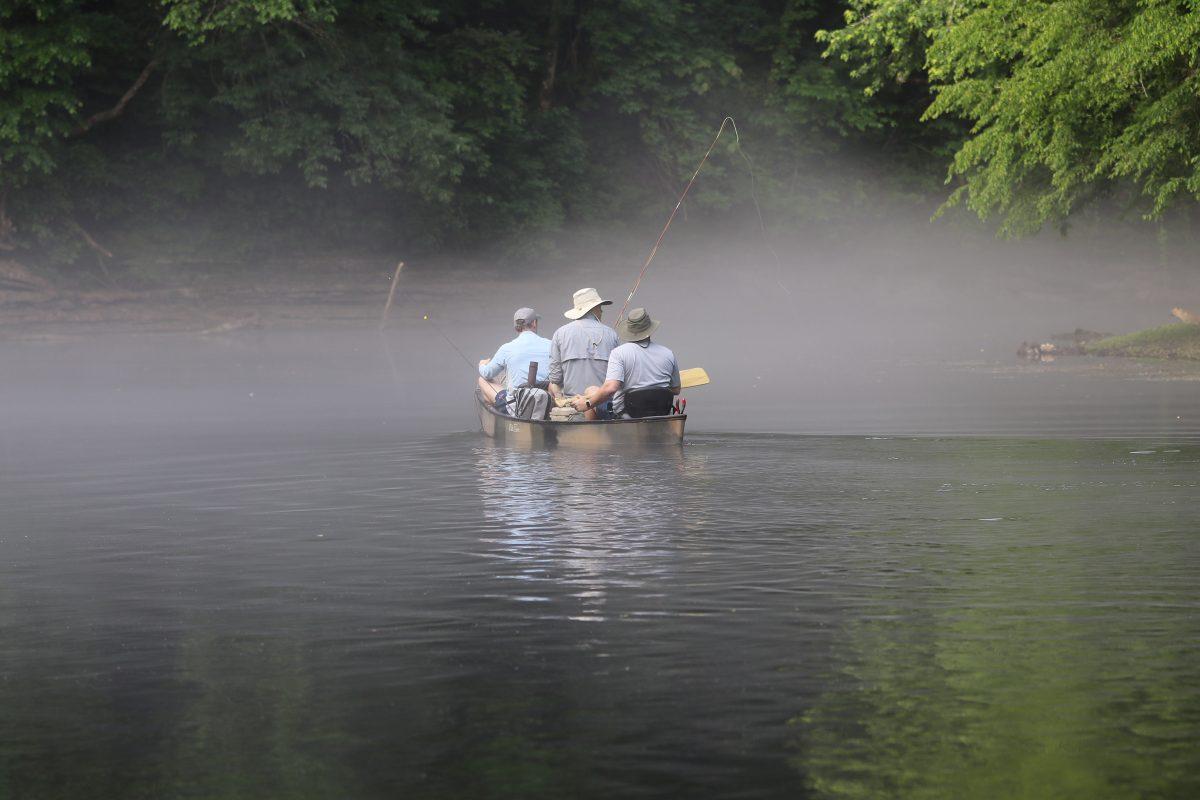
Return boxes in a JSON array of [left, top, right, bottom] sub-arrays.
[[2, 332, 1199, 798]]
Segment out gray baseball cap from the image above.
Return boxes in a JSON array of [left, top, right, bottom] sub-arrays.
[[513, 307, 540, 323]]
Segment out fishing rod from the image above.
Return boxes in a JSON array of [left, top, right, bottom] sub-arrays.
[[618, 115, 745, 322], [427, 117, 771, 365]]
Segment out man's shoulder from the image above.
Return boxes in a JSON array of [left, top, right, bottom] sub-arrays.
[[619, 341, 675, 362], [580, 318, 617, 344]]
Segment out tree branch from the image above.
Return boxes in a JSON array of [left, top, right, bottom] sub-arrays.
[[72, 57, 161, 137], [71, 220, 114, 259]]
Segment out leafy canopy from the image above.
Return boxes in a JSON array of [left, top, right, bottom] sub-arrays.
[[822, 0, 1200, 235], [3, 0, 899, 263], [10, 0, 1200, 264]]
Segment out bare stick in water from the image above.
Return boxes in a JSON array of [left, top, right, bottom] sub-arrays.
[[379, 261, 405, 330]]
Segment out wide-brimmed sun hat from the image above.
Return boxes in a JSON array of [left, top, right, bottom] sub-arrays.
[[563, 287, 613, 319], [615, 307, 660, 342]]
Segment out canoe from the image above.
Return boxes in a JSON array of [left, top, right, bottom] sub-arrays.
[[476, 389, 685, 447]]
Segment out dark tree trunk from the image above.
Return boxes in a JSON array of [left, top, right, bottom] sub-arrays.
[[539, 1, 563, 110], [0, 188, 14, 251]]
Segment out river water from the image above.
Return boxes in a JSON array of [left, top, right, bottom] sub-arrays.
[[2, 330, 1199, 798]]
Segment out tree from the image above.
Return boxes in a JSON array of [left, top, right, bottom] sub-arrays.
[[0, 0, 333, 256], [0, 0, 120, 251], [1, 0, 934, 268], [822, 0, 1200, 236]]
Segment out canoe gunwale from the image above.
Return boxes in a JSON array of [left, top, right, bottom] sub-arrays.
[[476, 389, 684, 427], [476, 389, 686, 446]]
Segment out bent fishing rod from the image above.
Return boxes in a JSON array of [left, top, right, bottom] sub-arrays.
[[617, 116, 746, 322], [426, 116, 763, 365]]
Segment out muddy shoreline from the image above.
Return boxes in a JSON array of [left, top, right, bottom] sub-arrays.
[[0, 259, 485, 338]]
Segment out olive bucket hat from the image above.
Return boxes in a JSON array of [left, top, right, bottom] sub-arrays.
[[615, 307, 660, 343]]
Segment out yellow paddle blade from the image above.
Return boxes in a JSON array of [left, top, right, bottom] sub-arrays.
[[680, 367, 709, 388]]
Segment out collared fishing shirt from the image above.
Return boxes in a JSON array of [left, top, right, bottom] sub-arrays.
[[479, 330, 552, 390], [548, 316, 620, 396], [605, 340, 680, 415]]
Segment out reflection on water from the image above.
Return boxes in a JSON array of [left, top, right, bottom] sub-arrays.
[[474, 444, 695, 621], [0, 430, 1197, 798], [791, 439, 1200, 799]]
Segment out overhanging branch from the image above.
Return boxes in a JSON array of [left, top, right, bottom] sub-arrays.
[[72, 57, 161, 137]]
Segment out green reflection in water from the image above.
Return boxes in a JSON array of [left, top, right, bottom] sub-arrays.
[[0, 628, 355, 799], [424, 694, 586, 799], [164, 630, 356, 799], [792, 441, 1200, 799]]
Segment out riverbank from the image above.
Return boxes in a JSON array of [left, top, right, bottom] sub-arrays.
[[1084, 322, 1200, 361], [4, 230, 1199, 374], [0, 257, 474, 337]]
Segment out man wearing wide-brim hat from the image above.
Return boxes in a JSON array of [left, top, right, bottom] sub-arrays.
[[573, 307, 680, 419], [547, 288, 620, 407]]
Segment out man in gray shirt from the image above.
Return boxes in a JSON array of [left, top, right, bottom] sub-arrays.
[[573, 307, 680, 418], [548, 287, 620, 402]]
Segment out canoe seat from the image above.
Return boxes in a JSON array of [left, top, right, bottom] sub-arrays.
[[623, 387, 675, 419]]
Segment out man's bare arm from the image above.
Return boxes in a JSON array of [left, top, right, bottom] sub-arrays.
[[574, 379, 621, 411]]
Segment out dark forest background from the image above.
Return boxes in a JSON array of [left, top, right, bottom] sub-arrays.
[[4, 0, 1200, 274]]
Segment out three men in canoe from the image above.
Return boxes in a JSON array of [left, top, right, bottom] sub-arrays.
[[479, 287, 681, 420]]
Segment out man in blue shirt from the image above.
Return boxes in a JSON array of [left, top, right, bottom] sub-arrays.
[[478, 307, 552, 408]]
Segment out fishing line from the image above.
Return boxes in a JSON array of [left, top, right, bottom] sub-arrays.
[[618, 116, 738, 321], [732, 127, 791, 297], [617, 115, 790, 321], [422, 314, 477, 370]]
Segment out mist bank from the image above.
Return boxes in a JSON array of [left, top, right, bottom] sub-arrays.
[[3, 219, 1199, 444], [4, 221, 1198, 352]]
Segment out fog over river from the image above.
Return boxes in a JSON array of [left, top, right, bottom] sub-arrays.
[[2, 231, 1199, 798]]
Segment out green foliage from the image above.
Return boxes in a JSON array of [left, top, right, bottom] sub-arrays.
[[822, 0, 1200, 236], [162, 0, 337, 43], [9, 0, 1200, 265], [31, 0, 1200, 266], [4, 0, 915, 267], [818, 0, 958, 96], [0, 1, 93, 177]]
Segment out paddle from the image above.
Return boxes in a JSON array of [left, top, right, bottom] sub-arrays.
[[680, 367, 710, 389]]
